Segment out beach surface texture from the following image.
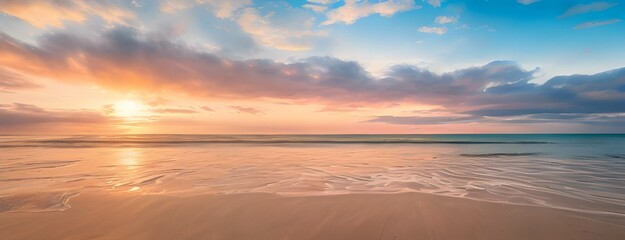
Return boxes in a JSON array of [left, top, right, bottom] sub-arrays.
[[2, 192, 625, 240]]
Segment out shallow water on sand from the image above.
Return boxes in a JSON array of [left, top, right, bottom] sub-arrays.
[[1, 134, 624, 217]]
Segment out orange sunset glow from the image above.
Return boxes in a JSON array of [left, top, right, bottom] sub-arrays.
[[1, 0, 624, 134], [1, 1, 625, 240]]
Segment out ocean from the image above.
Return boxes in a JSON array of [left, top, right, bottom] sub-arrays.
[[1, 134, 624, 218]]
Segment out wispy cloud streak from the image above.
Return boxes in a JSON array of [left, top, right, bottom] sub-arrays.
[[560, 2, 618, 18], [574, 19, 621, 29]]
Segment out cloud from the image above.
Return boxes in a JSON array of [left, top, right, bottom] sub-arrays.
[[132, 0, 145, 8], [143, 97, 169, 107], [159, 0, 252, 19], [317, 104, 364, 112], [574, 19, 622, 29], [517, 0, 540, 5], [0, 103, 111, 129], [322, 0, 419, 25], [307, 0, 340, 4], [559, 2, 618, 18], [201, 106, 215, 112], [236, 7, 326, 51], [0, 0, 134, 28], [152, 108, 198, 114], [0, 68, 40, 90], [368, 115, 479, 125], [10, 103, 45, 113], [303, 4, 328, 13], [230, 106, 263, 115], [368, 113, 625, 130], [462, 67, 625, 117], [435, 16, 457, 24], [0, 28, 624, 126], [418, 26, 447, 35], [426, 0, 442, 8], [475, 25, 496, 32]]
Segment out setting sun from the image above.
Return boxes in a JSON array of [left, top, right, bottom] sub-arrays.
[[113, 100, 146, 118]]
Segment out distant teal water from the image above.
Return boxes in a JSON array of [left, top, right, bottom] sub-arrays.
[[1, 134, 624, 219]]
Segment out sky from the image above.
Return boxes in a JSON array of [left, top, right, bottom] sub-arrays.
[[0, 0, 624, 134]]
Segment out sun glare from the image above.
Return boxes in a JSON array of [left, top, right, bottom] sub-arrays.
[[114, 100, 145, 118]]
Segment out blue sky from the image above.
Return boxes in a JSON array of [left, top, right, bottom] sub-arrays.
[[168, 0, 625, 74], [0, 0, 624, 133], [292, 0, 625, 76], [3, 0, 623, 76]]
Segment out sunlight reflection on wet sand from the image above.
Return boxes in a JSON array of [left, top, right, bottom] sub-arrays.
[[1, 141, 624, 217]]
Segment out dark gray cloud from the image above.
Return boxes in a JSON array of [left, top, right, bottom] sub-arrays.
[[467, 67, 625, 117], [0, 27, 624, 127]]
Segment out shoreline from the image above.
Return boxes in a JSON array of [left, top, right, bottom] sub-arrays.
[[2, 192, 624, 240]]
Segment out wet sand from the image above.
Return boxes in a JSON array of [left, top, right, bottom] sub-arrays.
[[1, 192, 624, 240]]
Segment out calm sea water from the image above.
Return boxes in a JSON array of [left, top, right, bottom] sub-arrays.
[[1, 134, 624, 217]]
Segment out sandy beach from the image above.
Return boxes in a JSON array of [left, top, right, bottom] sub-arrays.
[[2, 137, 625, 239], [2, 192, 624, 240]]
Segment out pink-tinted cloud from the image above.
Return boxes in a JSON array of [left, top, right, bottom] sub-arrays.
[[0, 0, 134, 28], [230, 106, 263, 115], [0, 67, 40, 90], [159, 0, 252, 19], [0, 103, 113, 131], [152, 108, 198, 114], [0, 27, 624, 128], [236, 7, 326, 51], [201, 106, 215, 112], [322, 0, 419, 25], [0, 28, 535, 106]]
